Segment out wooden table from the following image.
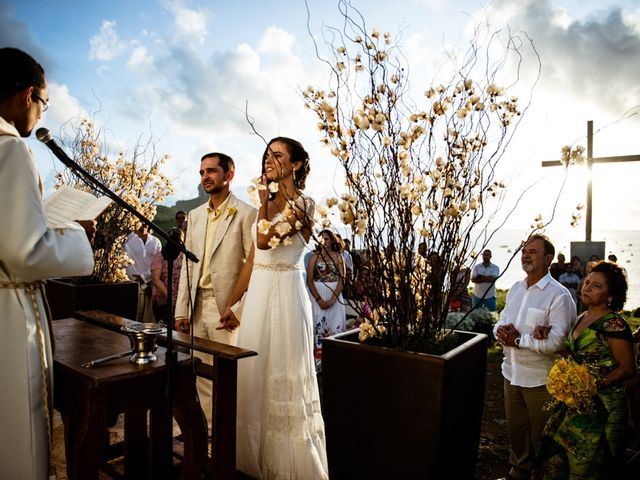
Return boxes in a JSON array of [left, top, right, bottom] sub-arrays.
[[75, 309, 259, 479], [53, 318, 207, 480]]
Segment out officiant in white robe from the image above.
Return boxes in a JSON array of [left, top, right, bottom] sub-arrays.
[[0, 48, 95, 480]]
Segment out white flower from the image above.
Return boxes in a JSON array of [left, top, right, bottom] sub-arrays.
[[317, 204, 329, 217], [456, 108, 469, 119], [268, 237, 281, 249], [257, 219, 271, 235], [275, 222, 292, 236]]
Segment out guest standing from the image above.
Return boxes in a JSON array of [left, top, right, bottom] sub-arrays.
[[220, 137, 328, 479], [471, 249, 500, 311], [494, 235, 576, 480], [539, 261, 635, 479], [124, 224, 161, 322], [307, 229, 347, 372], [150, 227, 184, 325], [0, 47, 95, 480]]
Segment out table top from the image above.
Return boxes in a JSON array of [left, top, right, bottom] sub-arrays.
[[53, 318, 191, 386]]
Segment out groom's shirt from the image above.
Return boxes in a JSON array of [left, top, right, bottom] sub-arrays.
[[198, 193, 231, 289]]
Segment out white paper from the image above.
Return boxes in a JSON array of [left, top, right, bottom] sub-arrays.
[[44, 185, 112, 227]]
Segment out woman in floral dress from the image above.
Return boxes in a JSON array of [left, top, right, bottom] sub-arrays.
[[539, 261, 636, 479], [307, 229, 346, 372]]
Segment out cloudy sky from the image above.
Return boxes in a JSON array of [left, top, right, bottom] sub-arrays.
[[3, 0, 640, 236]]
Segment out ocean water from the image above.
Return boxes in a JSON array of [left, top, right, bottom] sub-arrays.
[[487, 229, 640, 310]]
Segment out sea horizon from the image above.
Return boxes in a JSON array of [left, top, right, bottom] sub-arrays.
[[488, 229, 639, 310]]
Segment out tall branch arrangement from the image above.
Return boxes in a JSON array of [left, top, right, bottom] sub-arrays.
[[55, 118, 174, 283], [303, 5, 541, 353]]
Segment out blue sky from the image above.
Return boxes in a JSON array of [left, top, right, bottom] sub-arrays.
[[3, 0, 640, 235]]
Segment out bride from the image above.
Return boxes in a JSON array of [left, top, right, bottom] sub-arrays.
[[218, 137, 328, 479]]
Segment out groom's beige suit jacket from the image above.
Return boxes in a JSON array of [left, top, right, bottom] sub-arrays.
[[175, 193, 256, 320]]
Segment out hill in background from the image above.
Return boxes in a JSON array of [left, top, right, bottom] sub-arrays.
[[153, 185, 208, 242]]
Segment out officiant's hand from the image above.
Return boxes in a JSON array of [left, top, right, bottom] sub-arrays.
[[75, 219, 96, 242]]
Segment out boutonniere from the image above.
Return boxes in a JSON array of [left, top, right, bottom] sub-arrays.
[[226, 206, 237, 218]]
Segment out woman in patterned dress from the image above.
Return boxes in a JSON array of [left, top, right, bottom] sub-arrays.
[[307, 229, 346, 372], [539, 261, 636, 479]]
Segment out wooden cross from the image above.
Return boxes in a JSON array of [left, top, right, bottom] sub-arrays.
[[541, 120, 640, 241]]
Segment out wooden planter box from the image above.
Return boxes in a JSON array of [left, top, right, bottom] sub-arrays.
[[45, 278, 139, 320], [322, 329, 488, 479]]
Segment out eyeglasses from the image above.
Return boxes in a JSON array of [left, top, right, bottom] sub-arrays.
[[31, 90, 49, 112]]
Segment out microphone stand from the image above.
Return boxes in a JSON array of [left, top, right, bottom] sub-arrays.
[[39, 131, 196, 479]]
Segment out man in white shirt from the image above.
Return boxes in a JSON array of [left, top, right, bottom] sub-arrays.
[[493, 235, 576, 480], [471, 249, 500, 311], [558, 265, 580, 304], [125, 224, 161, 322]]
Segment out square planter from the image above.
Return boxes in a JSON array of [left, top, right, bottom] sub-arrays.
[[45, 278, 139, 320], [322, 329, 488, 479]]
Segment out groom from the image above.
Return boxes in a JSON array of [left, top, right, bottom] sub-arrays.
[[175, 152, 255, 430]]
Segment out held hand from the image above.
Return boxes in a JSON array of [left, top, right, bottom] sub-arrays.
[[318, 299, 331, 310], [175, 317, 190, 334], [532, 325, 552, 340], [496, 323, 520, 347], [75, 219, 97, 242], [217, 308, 240, 332], [495, 325, 509, 345]]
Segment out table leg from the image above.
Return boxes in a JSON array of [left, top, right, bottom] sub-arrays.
[[212, 358, 238, 480], [67, 392, 108, 480], [125, 408, 149, 478], [173, 370, 207, 480]]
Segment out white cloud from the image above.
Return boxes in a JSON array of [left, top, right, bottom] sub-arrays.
[[486, 1, 640, 116], [257, 26, 296, 55], [47, 82, 88, 125], [232, 43, 261, 76], [549, 7, 572, 29], [127, 46, 154, 74], [173, 6, 209, 47], [89, 20, 126, 61]]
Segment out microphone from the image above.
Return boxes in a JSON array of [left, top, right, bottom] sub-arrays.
[[35, 128, 78, 171]]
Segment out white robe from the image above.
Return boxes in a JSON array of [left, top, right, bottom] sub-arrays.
[[0, 116, 95, 479]]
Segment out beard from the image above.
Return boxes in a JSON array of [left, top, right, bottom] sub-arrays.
[[203, 183, 224, 194], [521, 262, 534, 273]]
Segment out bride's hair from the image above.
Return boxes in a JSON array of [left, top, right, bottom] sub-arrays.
[[262, 137, 310, 190]]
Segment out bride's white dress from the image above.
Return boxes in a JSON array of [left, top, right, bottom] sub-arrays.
[[236, 197, 328, 480]]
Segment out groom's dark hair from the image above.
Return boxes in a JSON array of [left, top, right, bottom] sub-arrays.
[[201, 152, 235, 174]]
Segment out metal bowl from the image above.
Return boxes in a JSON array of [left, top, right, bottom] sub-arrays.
[[121, 322, 166, 365]]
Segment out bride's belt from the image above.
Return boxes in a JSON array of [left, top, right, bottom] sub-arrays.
[[254, 262, 301, 271]]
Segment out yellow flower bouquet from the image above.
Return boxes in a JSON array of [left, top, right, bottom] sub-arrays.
[[546, 357, 598, 413]]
